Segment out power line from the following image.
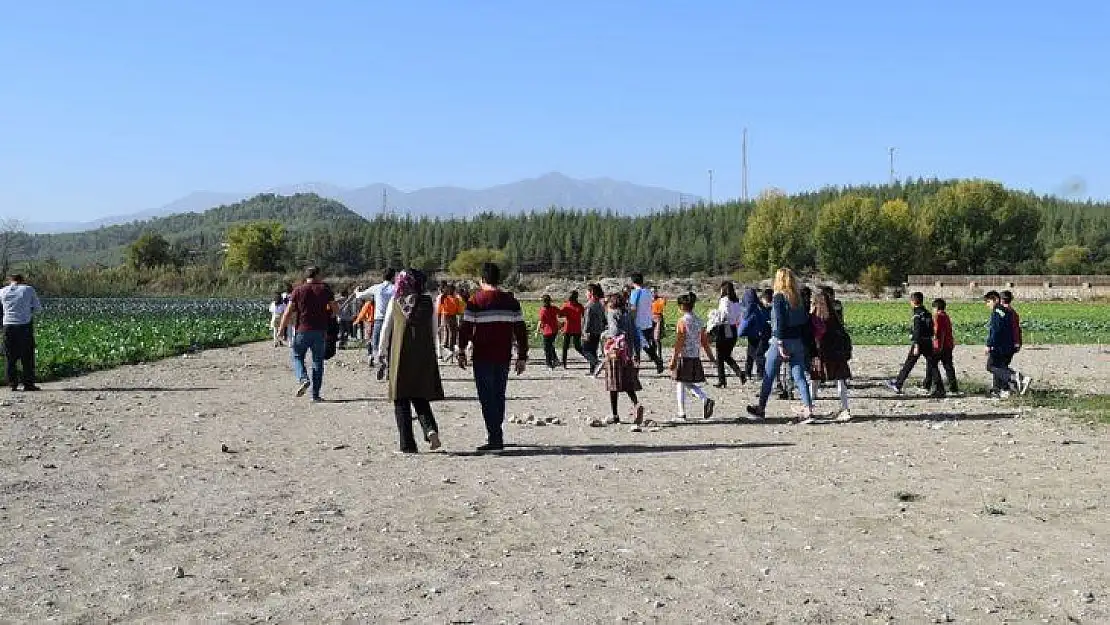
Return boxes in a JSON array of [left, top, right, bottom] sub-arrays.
[[741, 128, 749, 202]]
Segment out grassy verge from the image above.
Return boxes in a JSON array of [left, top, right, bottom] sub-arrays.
[[961, 381, 1109, 424]]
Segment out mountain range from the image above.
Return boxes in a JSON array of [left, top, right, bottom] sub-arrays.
[[24, 173, 696, 234]]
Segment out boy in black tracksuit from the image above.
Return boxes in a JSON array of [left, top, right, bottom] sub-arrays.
[[886, 292, 944, 398]]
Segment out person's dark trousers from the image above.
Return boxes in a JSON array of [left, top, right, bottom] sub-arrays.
[[746, 336, 767, 378], [3, 323, 35, 389], [639, 328, 665, 373], [715, 334, 743, 386], [924, 347, 959, 393], [393, 398, 439, 452], [582, 333, 601, 373], [473, 361, 511, 446], [895, 343, 943, 395], [339, 320, 353, 346], [987, 352, 1014, 393], [561, 333, 584, 367], [542, 335, 558, 368]]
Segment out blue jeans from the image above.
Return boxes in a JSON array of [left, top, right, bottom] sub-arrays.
[[473, 361, 511, 445], [759, 338, 812, 409], [370, 320, 385, 360], [291, 330, 326, 398]]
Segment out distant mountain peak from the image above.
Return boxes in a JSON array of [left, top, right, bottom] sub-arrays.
[[23, 174, 696, 233]]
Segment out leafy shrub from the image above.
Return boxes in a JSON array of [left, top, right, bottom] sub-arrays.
[[858, 264, 891, 299]]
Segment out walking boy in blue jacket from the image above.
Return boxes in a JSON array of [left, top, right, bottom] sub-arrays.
[[984, 291, 1032, 397]]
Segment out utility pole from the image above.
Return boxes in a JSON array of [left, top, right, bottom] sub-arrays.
[[708, 169, 714, 206], [741, 128, 749, 202], [381, 187, 388, 216], [888, 147, 896, 186]]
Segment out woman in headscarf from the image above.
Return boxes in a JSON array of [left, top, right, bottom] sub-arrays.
[[378, 269, 444, 453]]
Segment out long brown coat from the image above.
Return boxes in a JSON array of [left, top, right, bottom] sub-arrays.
[[385, 294, 445, 402]]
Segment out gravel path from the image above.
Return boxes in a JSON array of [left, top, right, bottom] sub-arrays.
[[2, 343, 1108, 624]]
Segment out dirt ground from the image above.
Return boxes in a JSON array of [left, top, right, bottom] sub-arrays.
[[1, 342, 1108, 624]]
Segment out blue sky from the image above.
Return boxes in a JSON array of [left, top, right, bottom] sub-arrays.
[[2, 0, 1107, 221]]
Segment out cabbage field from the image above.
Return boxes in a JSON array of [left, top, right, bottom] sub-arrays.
[[8, 298, 1109, 383], [29, 298, 269, 381]]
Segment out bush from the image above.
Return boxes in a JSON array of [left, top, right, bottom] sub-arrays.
[[448, 248, 513, 278], [858, 264, 891, 299]]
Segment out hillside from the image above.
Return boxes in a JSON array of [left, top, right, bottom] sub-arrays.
[[27, 194, 365, 266]]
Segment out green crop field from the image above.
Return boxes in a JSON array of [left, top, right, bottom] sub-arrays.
[[20, 298, 268, 382], [518, 300, 1110, 347], [7, 297, 1108, 384]]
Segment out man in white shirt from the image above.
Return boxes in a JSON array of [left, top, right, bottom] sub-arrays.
[[355, 268, 396, 367], [0, 274, 42, 391], [628, 273, 664, 374]]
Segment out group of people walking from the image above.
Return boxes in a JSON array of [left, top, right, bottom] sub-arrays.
[[274, 263, 1036, 454]]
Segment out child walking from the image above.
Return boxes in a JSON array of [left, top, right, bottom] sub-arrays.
[[923, 298, 959, 394], [885, 292, 944, 398], [809, 290, 853, 422], [600, 293, 645, 429], [538, 294, 561, 370], [670, 293, 717, 420], [268, 292, 287, 347], [558, 291, 586, 367]]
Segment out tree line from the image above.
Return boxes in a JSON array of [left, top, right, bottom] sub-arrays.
[[20, 178, 1110, 284]]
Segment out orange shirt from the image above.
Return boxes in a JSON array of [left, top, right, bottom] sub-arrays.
[[438, 296, 460, 316], [454, 295, 466, 315], [651, 298, 666, 317], [354, 301, 375, 325]]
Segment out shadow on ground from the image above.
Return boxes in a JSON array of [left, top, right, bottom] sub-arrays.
[[448, 441, 794, 457]]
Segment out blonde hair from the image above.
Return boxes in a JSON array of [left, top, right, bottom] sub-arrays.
[[773, 268, 801, 308]]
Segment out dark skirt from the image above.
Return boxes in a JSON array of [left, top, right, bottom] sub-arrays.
[[811, 356, 852, 382], [672, 357, 706, 384], [604, 355, 642, 393]]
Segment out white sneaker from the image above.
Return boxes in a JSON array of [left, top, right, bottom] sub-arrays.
[[999, 390, 1011, 399], [1018, 374, 1033, 396], [834, 409, 853, 423]]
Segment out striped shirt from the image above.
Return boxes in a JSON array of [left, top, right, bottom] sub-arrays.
[[458, 288, 529, 364]]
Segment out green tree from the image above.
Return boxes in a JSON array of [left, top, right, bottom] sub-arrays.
[[1046, 245, 1090, 274], [742, 193, 814, 275], [920, 180, 1042, 274], [126, 232, 173, 269], [448, 247, 513, 278], [858, 264, 892, 298], [224, 221, 286, 272]]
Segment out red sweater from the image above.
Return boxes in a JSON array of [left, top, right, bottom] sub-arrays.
[[459, 289, 530, 364], [933, 310, 955, 352], [538, 305, 560, 337], [558, 301, 584, 335], [1009, 307, 1023, 347]]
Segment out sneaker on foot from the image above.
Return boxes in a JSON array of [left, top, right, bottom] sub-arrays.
[[476, 442, 504, 454], [1018, 374, 1033, 396], [999, 389, 1011, 399], [629, 424, 643, 433], [428, 432, 442, 451], [376, 364, 387, 381], [296, 380, 311, 397], [22, 385, 41, 392], [633, 404, 645, 425], [604, 414, 620, 425], [834, 409, 853, 423], [884, 380, 903, 395], [703, 398, 716, 420], [744, 405, 765, 420]]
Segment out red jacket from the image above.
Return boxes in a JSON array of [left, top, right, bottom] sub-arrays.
[[558, 301, 584, 335], [933, 310, 955, 352], [1009, 307, 1023, 347], [538, 305, 561, 337]]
